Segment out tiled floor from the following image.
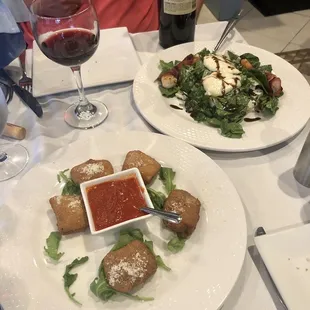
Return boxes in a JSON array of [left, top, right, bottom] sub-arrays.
[[197, 1, 310, 54]]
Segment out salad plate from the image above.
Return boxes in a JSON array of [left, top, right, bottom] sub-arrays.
[[133, 41, 310, 152], [0, 131, 246, 310]]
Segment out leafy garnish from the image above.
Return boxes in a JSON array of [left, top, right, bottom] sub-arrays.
[[144, 240, 171, 271], [240, 53, 260, 68], [159, 167, 176, 195], [90, 265, 154, 302], [44, 231, 64, 261], [57, 169, 81, 196], [168, 236, 186, 253], [147, 188, 166, 210], [159, 85, 180, 98], [159, 60, 174, 73], [63, 256, 89, 305]]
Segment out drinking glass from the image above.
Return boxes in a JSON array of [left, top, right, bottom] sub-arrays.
[[0, 89, 29, 181], [30, 0, 108, 129]]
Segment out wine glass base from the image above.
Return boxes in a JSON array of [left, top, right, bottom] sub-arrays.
[[64, 100, 108, 129], [0, 144, 29, 182]]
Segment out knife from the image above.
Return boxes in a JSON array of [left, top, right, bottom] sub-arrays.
[[0, 69, 43, 117]]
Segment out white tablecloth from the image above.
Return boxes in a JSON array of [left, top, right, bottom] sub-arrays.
[[3, 22, 303, 309]]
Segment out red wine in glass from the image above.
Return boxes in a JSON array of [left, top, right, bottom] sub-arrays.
[[40, 28, 99, 67], [30, 0, 108, 129]]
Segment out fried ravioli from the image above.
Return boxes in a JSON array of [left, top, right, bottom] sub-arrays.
[[103, 240, 157, 293], [49, 195, 89, 235], [163, 189, 200, 238], [71, 159, 114, 185], [122, 150, 160, 184]]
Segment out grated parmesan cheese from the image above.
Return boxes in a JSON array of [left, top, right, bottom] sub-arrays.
[[80, 163, 105, 176], [107, 253, 148, 286]]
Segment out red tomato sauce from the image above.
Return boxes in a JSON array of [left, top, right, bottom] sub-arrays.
[[87, 175, 147, 231]]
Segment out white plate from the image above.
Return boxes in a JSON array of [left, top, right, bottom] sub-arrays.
[[255, 224, 310, 310], [133, 41, 310, 152], [33, 27, 141, 98], [0, 131, 246, 310]]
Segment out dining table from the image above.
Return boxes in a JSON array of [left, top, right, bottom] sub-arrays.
[[1, 21, 309, 310]]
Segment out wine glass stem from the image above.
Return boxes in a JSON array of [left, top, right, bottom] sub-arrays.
[[0, 152, 7, 163], [71, 66, 97, 119], [71, 66, 88, 106]]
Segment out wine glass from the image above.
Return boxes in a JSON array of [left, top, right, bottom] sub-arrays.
[[0, 89, 29, 181], [30, 0, 108, 129]]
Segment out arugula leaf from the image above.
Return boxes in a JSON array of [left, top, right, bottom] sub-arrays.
[[90, 264, 154, 302], [246, 69, 270, 94], [159, 60, 174, 73], [197, 47, 210, 58], [144, 240, 171, 271], [227, 50, 240, 63], [259, 64, 272, 72], [240, 53, 260, 68], [44, 231, 64, 261], [257, 94, 279, 115], [63, 256, 89, 305], [220, 120, 245, 139], [57, 169, 81, 196], [179, 60, 205, 94], [167, 236, 186, 253], [159, 85, 179, 98], [159, 167, 176, 195], [147, 188, 166, 210]]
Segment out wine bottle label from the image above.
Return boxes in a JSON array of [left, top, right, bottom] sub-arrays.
[[163, 0, 196, 15]]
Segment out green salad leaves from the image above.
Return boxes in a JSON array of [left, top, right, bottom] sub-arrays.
[[147, 188, 166, 210], [57, 169, 81, 196], [157, 48, 282, 139], [63, 256, 89, 305], [159, 167, 176, 195], [167, 236, 186, 254], [44, 231, 64, 261]]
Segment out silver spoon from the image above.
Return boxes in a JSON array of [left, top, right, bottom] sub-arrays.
[[213, 9, 244, 53], [141, 207, 182, 224]]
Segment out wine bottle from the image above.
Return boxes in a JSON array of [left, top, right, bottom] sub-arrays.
[[159, 0, 196, 49]]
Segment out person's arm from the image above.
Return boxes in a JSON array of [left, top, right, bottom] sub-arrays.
[[24, 0, 81, 17], [196, 0, 204, 17]]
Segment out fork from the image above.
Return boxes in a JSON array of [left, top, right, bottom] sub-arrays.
[[18, 51, 32, 93]]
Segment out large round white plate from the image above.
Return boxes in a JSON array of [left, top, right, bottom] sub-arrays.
[[133, 41, 310, 152], [0, 131, 246, 310]]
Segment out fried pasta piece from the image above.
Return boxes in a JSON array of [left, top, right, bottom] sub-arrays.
[[163, 189, 201, 238], [71, 159, 114, 185], [49, 195, 89, 235], [122, 150, 161, 184], [103, 240, 157, 293]]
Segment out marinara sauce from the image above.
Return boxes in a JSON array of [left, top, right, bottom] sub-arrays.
[[86, 175, 146, 231]]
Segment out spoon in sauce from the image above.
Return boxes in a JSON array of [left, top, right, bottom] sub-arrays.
[[141, 207, 182, 224]]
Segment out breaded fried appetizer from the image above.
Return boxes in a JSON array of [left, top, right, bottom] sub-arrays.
[[163, 189, 200, 238], [71, 159, 114, 184], [49, 195, 89, 235], [103, 240, 157, 293], [122, 150, 160, 184]]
